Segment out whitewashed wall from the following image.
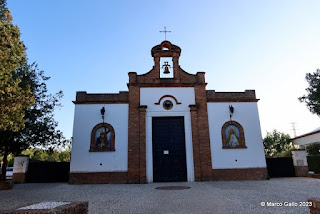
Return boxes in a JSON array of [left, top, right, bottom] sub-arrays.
[[70, 104, 128, 172], [207, 102, 266, 169], [140, 87, 195, 182]]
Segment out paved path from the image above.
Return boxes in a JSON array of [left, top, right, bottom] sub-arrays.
[[0, 178, 319, 214]]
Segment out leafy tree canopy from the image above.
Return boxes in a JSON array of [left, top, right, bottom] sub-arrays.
[[0, 0, 34, 131], [21, 146, 71, 162], [299, 69, 320, 116], [263, 130, 293, 157], [0, 0, 67, 180]]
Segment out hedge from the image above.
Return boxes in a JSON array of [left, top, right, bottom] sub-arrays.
[[307, 156, 320, 173]]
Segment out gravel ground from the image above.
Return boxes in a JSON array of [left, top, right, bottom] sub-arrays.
[[0, 177, 319, 214]]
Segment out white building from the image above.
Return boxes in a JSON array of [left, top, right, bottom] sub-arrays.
[[292, 128, 320, 149], [70, 41, 267, 184]]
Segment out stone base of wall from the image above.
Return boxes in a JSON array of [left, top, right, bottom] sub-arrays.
[[0, 202, 88, 214], [69, 172, 127, 184], [70, 168, 269, 183], [0, 180, 13, 190], [212, 168, 268, 181], [12, 173, 26, 183], [309, 198, 320, 214], [294, 166, 309, 177], [126, 177, 147, 184], [308, 173, 320, 179]]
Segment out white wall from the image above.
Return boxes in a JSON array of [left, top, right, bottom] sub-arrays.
[[140, 87, 195, 182], [207, 102, 266, 169], [70, 104, 128, 172]]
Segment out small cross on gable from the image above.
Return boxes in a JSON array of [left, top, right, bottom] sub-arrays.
[[159, 26, 171, 41]]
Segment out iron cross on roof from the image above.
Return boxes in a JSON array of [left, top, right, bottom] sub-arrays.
[[159, 26, 171, 40]]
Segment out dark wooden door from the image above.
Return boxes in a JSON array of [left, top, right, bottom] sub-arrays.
[[152, 117, 187, 182]]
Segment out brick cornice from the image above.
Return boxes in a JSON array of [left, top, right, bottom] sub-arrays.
[[73, 91, 129, 104], [127, 83, 207, 87], [206, 90, 259, 102]]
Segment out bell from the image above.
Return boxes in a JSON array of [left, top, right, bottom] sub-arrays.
[[163, 66, 170, 74]]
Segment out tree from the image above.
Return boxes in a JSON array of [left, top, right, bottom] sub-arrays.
[[0, 0, 34, 131], [263, 130, 293, 157], [299, 69, 320, 116], [0, 62, 67, 180], [306, 142, 320, 156], [21, 146, 71, 162]]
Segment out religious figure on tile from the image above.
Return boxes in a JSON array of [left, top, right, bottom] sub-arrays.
[[225, 125, 240, 147], [95, 127, 111, 151]]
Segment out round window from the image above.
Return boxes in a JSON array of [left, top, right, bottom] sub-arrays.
[[163, 100, 173, 110]]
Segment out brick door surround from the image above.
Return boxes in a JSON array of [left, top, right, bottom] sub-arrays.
[[126, 41, 213, 183]]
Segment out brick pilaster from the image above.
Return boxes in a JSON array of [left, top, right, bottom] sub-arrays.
[[139, 105, 147, 183], [127, 85, 141, 183], [189, 105, 201, 181], [194, 85, 213, 181]]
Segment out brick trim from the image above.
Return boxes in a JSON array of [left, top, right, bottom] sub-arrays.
[[154, 95, 182, 105], [221, 121, 247, 149], [139, 105, 147, 183], [189, 105, 201, 181], [193, 85, 213, 181], [73, 91, 129, 104], [207, 90, 259, 102], [127, 85, 141, 183], [127, 83, 207, 87], [151, 41, 181, 57], [212, 168, 268, 180], [69, 172, 127, 184], [90, 123, 115, 152]]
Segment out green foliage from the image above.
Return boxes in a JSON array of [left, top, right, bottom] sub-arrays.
[[299, 69, 320, 116], [263, 130, 293, 157], [276, 150, 293, 157], [0, 154, 13, 167], [0, 0, 34, 132], [307, 156, 320, 173], [0, 0, 66, 180], [306, 142, 320, 156], [21, 147, 71, 162], [0, 63, 67, 158], [7, 156, 14, 167]]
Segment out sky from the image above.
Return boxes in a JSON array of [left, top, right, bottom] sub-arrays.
[[7, 0, 320, 139]]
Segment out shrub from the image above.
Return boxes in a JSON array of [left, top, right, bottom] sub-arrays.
[[307, 156, 320, 173], [306, 142, 320, 156]]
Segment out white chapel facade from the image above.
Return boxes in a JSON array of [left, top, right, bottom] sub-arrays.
[[70, 41, 267, 184]]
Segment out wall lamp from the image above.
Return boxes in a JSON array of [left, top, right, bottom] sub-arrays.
[[229, 105, 234, 121], [100, 107, 105, 123]]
